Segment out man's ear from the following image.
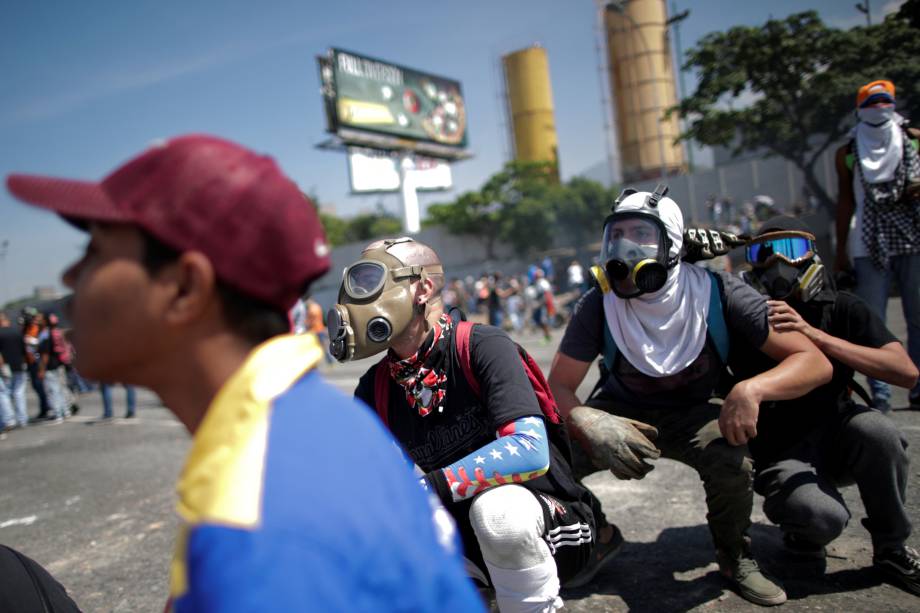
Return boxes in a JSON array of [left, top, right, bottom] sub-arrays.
[[415, 275, 437, 306], [158, 251, 218, 325]]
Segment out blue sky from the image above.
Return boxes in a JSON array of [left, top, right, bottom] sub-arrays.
[[0, 0, 902, 303]]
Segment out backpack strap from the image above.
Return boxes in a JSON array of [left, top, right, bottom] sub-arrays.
[[601, 319, 617, 372], [373, 356, 391, 428], [706, 270, 730, 364], [454, 320, 480, 396]]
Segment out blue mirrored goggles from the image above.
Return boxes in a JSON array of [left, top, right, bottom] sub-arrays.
[[745, 231, 816, 268]]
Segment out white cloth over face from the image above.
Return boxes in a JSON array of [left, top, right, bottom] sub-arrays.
[[853, 108, 903, 184], [602, 192, 712, 377]]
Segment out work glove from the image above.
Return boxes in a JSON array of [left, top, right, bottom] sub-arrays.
[[683, 228, 749, 263], [567, 406, 661, 480]]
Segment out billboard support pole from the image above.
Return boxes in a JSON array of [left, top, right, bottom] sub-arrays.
[[399, 153, 421, 234]]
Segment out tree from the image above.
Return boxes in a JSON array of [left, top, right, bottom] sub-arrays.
[[319, 211, 348, 247], [427, 160, 557, 258], [343, 204, 403, 243], [548, 177, 615, 263], [672, 10, 920, 211]]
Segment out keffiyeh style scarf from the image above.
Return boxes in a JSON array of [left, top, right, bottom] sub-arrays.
[[389, 314, 453, 416]]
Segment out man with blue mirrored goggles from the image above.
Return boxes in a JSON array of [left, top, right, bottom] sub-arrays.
[[746, 232, 816, 268]]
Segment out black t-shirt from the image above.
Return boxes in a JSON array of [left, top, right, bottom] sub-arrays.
[[744, 291, 898, 463], [356, 325, 587, 501], [558, 271, 770, 409], [38, 335, 62, 370], [0, 327, 25, 371]]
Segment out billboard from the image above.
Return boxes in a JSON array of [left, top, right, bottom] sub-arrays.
[[319, 49, 469, 157], [347, 148, 452, 193]]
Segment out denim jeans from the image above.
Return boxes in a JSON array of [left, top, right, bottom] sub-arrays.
[[853, 254, 920, 404], [1, 369, 28, 427], [43, 367, 68, 419], [101, 384, 136, 418]]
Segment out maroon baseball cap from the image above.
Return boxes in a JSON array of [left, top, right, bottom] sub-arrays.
[[6, 134, 331, 311]]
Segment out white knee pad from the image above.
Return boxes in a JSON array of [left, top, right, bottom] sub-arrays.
[[469, 485, 549, 568], [469, 485, 562, 613]]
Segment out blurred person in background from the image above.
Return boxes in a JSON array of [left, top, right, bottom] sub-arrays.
[[39, 313, 72, 422], [305, 297, 333, 364], [21, 309, 51, 420], [100, 384, 136, 419], [0, 312, 29, 430], [834, 79, 920, 411]]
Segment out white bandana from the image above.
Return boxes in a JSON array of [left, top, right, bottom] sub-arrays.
[[602, 193, 711, 377], [854, 109, 903, 184]]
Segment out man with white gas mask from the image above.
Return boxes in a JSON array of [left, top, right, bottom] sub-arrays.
[[548, 185, 832, 606], [835, 79, 920, 412], [743, 216, 919, 597], [329, 237, 623, 613]]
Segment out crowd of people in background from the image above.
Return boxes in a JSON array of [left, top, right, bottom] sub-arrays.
[[439, 258, 589, 344], [0, 306, 132, 435]]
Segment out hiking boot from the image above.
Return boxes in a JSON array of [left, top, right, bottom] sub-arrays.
[[783, 532, 826, 559], [717, 549, 787, 606], [874, 546, 920, 596], [562, 524, 624, 589]]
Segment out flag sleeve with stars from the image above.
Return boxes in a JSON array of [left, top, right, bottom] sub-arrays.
[[421, 415, 550, 504]]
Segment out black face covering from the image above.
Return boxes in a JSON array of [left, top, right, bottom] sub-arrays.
[[755, 260, 801, 300]]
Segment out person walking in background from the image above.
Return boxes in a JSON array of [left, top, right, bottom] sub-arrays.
[[101, 384, 136, 419], [21, 309, 51, 420], [0, 312, 28, 430], [39, 313, 71, 422], [835, 79, 920, 411], [305, 298, 333, 364]]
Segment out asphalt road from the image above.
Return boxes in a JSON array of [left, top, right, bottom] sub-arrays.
[[1, 299, 918, 612]]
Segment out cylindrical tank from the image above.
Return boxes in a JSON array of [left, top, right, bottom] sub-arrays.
[[605, 0, 685, 182], [502, 46, 559, 179]]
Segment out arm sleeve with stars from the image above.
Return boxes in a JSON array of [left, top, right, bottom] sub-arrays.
[[421, 415, 550, 504]]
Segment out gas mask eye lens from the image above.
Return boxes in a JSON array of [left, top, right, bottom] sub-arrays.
[[345, 262, 387, 298]]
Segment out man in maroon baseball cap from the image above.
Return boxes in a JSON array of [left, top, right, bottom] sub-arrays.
[[5, 135, 483, 612]]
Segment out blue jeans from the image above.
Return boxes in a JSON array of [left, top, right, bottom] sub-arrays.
[[853, 254, 920, 403], [43, 367, 68, 419], [101, 384, 136, 418], [2, 370, 28, 426]]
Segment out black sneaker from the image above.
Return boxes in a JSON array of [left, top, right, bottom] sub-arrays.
[[874, 546, 920, 596], [783, 532, 826, 559]]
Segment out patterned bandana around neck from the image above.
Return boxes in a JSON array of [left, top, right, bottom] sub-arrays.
[[389, 314, 453, 416]]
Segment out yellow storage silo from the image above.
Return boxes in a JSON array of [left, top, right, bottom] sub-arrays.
[[604, 0, 685, 182], [502, 46, 560, 179]]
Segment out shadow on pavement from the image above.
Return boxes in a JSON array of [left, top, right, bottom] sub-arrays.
[[562, 523, 885, 611]]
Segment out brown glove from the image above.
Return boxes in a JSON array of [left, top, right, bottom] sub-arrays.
[[567, 406, 661, 480]]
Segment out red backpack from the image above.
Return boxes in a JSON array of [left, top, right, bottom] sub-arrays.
[[373, 321, 571, 459]]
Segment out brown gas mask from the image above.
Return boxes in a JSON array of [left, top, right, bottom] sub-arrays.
[[327, 238, 442, 362]]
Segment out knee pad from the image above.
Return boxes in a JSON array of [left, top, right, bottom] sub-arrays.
[[469, 485, 549, 569]]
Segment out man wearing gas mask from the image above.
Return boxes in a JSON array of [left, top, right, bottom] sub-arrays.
[[743, 216, 920, 597], [330, 237, 621, 613], [548, 186, 832, 606]]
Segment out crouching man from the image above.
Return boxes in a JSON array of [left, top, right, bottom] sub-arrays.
[[548, 186, 833, 606], [744, 216, 920, 596], [330, 237, 621, 612]]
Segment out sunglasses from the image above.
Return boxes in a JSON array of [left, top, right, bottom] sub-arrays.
[[745, 231, 816, 268]]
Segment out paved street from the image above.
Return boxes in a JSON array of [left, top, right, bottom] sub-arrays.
[[1, 299, 918, 612]]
